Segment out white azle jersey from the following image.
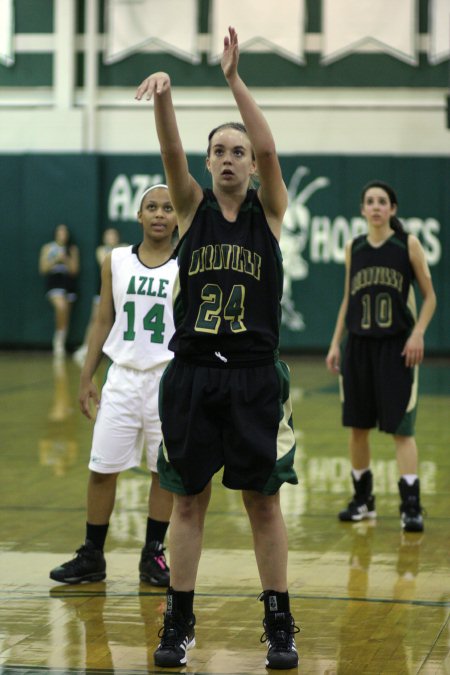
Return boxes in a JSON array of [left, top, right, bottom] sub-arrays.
[[103, 245, 178, 370]]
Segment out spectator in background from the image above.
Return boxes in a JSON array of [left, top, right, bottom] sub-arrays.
[[39, 223, 80, 358]]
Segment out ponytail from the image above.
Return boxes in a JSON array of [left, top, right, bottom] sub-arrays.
[[389, 215, 404, 233]]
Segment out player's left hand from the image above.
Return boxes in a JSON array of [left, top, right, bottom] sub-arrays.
[[221, 26, 239, 79], [401, 331, 424, 367]]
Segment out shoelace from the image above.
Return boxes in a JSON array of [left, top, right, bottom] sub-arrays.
[[402, 497, 425, 516], [260, 618, 300, 649], [62, 545, 97, 571], [158, 613, 189, 647]]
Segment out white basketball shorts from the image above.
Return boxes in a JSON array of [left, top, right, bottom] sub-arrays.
[[88, 361, 168, 474]]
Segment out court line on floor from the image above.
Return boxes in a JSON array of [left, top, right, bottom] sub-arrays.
[[417, 610, 450, 673], [0, 665, 254, 675], [1, 503, 449, 518], [0, 667, 198, 675], [1, 588, 448, 609]]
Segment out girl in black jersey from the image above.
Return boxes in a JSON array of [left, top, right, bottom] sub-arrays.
[[326, 181, 436, 533], [136, 27, 298, 671]]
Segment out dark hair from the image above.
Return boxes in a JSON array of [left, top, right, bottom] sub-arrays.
[[207, 122, 255, 160], [54, 223, 74, 252], [360, 180, 404, 233]]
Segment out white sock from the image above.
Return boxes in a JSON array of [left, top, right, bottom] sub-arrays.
[[53, 329, 67, 354], [55, 329, 66, 343], [352, 467, 370, 481], [402, 474, 418, 486]]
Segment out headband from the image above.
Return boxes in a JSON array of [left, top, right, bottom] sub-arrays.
[[139, 183, 169, 209]]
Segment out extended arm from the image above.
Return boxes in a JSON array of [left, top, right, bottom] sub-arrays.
[[135, 73, 203, 236], [221, 27, 287, 239]]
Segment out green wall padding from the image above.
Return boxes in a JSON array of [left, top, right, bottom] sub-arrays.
[[0, 153, 447, 353]]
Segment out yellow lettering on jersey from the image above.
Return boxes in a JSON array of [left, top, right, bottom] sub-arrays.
[[351, 266, 404, 295], [189, 250, 201, 275], [188, 245, 261, 281]]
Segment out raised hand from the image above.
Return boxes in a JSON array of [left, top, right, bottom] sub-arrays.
[[221, 26, 239, 80], [135, 72, 171, 101]]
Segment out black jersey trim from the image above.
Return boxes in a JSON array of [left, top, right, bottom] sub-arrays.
[[131, 242, 177, 269], [389, 236, 408, 251]]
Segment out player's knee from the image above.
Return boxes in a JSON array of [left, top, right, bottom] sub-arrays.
[[242, 490, 280, 520], [89, 470, 119, 485], [174, 493, 208, 523]]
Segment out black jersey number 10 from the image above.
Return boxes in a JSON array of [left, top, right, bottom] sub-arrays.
[[361, 292, 393, 330]]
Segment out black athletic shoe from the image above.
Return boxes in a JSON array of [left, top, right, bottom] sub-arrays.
[[399, 478, 424, 533], [139, 541, 170, 586], [153, 611, 196, 667], [261, 611, 299, 670], [339, 471, 377, 522], [49, 541, 106, 584], [339, 494, 377, 522]]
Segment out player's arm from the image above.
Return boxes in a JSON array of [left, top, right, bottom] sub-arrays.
[[96, 245, 108, 267], [221, 27, 287, 241], [135, 73, 203, 237], [79, 254, 115, 419], [38, 244, 52, 274], [325, 241, 351, 373], [67, 244, 80, 275], [401, 235, 437, 367]]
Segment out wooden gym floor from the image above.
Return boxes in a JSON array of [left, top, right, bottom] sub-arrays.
[[0, 351, 449, 674]]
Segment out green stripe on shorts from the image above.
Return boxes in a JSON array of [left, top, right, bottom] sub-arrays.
[[157, 441, 188, 495], [261, 360, 298, 495]]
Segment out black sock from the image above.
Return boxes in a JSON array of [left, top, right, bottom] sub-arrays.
[[261, 590, 290, 617], [146, 517, 169, 546], [86, 522, 109, 551], [166, 587, 195, 621]]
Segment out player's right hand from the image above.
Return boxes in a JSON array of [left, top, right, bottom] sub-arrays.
[[135, 72, 171, 101], [79, 381, 100, 420]]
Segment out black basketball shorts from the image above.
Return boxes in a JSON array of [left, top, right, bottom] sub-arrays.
[[157, 357, 298, 495], [340, 333, 417, 435]]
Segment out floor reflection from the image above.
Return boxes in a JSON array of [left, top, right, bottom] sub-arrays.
[[38, 358, 78, 477], [0, 353, 448, 674]]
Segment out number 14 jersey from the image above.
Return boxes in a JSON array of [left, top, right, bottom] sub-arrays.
[[103, 245, 177, 370]]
